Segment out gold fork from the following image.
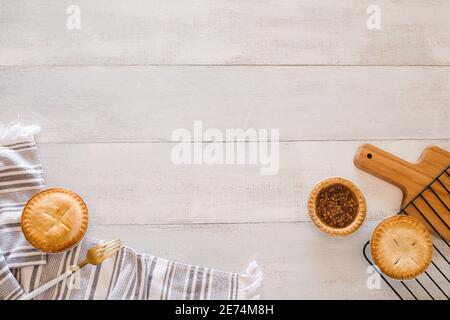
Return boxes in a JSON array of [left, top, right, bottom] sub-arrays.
[[20, 239, 123, 300]]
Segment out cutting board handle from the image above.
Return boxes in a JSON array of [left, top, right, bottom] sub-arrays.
[[354, 144, 416, 196], [355, 143, 450, 241]]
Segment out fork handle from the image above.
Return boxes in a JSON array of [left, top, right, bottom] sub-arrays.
[[19, 265, 80, 300]]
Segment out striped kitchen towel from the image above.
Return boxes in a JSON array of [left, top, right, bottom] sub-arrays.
[[0, 123, 262, 300]]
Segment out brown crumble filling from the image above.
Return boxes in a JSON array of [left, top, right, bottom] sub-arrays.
[[315, 183, 359, 228]]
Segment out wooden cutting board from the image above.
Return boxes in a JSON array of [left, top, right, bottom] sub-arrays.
[[354, 144, 450, 241]]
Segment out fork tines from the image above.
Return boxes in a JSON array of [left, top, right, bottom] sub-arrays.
[[96, 239, 123, 257]]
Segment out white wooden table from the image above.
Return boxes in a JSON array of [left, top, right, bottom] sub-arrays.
[[0, 1, 449, 299]]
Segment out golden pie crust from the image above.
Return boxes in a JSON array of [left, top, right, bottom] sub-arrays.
[[308, 177, 366, 237], [21, 188, 88, 253], [371, 215, 433, 280]]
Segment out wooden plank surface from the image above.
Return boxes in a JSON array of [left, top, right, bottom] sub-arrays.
[[38, 140, 449, 225], [1, 0, 449, 66], [1, 66, 449, 142], [89, 221, 397, 299], [1, 0, 449, 300]]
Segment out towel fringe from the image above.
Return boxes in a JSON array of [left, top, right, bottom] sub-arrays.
[[0, 122, 40, 145], [238, 261, 262, 300]]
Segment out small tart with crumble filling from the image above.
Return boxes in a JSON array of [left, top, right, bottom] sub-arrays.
[[370, 215, 433, 280], [21, 188, 88, 253], [308, 177, 366, 237]]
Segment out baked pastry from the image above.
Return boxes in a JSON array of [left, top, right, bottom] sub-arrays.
[[21, 188, 88, 253], [370, 215, 433, 280], [308, 177, 366, 237]]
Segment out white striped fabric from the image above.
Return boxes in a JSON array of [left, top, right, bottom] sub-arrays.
[[0, 138, 46, 268], [0, 124, 262, 300]]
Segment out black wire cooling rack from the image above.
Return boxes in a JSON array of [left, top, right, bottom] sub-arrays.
[[363, 166, 450, 300]]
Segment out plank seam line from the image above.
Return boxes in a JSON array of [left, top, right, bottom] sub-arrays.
[[1, 64, 450, 68], [36, 138, 450, 145], [92, 220, 383, 227]]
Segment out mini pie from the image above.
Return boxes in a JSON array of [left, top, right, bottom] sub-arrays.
[[21, 188, 88, 253], [370, 215, 433, 280], [308, 177, 366, 237]]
